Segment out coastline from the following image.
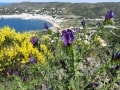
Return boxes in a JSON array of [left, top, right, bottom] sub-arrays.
[[0, 13, 61, 32]]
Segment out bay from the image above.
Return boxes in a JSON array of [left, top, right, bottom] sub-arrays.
[[0, 18, 52, 32]]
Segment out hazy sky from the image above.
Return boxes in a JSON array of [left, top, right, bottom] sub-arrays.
[[0, 0, 120, 3]]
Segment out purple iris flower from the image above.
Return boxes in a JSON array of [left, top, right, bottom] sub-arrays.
[[29, 57, 37, 64], [44, 22, 49, 30], [62, 29, 75, 46], [23, 75, 27, 82], [14, 71, 19, 75], [103, 10, 115, 25], [30, 37, 38, 46], [105, 10, 114, 20], [81, 20, 85, 27], [109, 10, 115, 18]]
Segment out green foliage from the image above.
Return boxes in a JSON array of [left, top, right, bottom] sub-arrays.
[[0, 12, 120, 90], [0, 25, 119, 89]]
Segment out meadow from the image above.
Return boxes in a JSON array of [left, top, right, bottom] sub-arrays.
[[0, 10, 120, 90]]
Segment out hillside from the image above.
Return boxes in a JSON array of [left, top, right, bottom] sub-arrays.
[[0, 2, 120, 19]]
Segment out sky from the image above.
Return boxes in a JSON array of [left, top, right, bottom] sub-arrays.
[[0, 0, 120, 3]]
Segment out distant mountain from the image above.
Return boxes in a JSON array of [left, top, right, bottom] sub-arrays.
[[0, 2, 120, 19]]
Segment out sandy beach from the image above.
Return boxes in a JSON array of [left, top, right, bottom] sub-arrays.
[[0, 13, 61, 31]]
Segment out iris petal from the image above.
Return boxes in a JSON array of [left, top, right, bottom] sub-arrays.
[[61, 29, 75, 46]]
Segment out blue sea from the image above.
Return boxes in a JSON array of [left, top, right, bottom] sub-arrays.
[[0, 2, 12, 6], [0, 18, 52, 32]]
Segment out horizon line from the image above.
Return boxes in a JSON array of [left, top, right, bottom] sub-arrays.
[[0, 1, 120, 3]]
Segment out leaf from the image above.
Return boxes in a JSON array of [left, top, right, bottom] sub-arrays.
[[57, 85, 64, 90], [75, 71, 84, 77], [69, 79, 76, 90]]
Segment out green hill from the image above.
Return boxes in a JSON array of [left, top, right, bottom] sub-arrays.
[[0, 2, 120, 19]]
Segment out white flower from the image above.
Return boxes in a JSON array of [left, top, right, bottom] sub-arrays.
[[101, 41, 107, 47], [84, 40, 90, 45], [96, 36, 107, 47], [51, 40, 54, 43]]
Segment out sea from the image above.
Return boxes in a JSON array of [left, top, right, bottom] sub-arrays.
[[0, 2, 52, 32], [0, 18, 52, 32], [0, 2, 12, 6]]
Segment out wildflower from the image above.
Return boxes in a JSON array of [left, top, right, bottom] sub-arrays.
[[21, 59, 28, 64], [105, 10, 114, 19], [22, 75, 27, 82], [40, 44, 48, 53], [29, 57, 37, 64], [62, 29, 75, 46], [103, 10, 115, 25], [44, 22, 49, 30], [81, 20, 85, 27], [30, 37, 38, 46], [101, 41, 107, 47], [96, 36, 107, 47], [36, 53, 45, 64], [84, 40, 90, 45], [109, 10, 115, 18], [14, 71, 19, 75], [96, 36, 103, 44], [105, 11, 110, 20]]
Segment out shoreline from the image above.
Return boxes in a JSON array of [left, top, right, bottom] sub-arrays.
[[0, 13, 61, 32]]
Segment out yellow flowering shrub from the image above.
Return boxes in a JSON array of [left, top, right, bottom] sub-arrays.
[[0, 26, 16, 45], [40, 44, 54, 59], [0, 26, 52, 72]]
